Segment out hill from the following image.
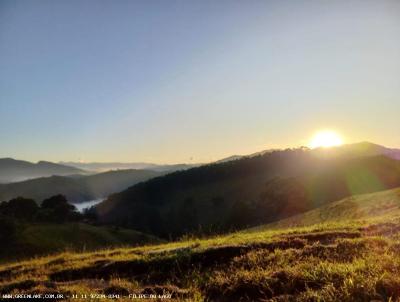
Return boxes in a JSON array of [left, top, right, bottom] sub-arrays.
[[2, 188, 400, 301], [0, 222, 161, 263], [95, 145, 400, 238], [0, 158, 87, 183], [0, 169, 164, 204]]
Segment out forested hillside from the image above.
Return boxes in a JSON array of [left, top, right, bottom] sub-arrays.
[[96, 147, 400, 238]]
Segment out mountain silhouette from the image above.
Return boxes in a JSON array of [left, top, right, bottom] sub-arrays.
[[0, 169, 164, 203], [59, 161, 199, 173], [0, 158, 87, 183]]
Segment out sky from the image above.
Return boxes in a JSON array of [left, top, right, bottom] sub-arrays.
[[0, 0, 399, 164]]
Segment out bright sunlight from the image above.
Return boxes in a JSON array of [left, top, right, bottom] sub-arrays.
[[309, 130, 343, 149]]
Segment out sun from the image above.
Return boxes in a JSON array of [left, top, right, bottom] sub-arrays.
[[309, 130, 343, 149]]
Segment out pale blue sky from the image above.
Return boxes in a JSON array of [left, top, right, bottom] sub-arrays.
[[1, 0, 399, 163]]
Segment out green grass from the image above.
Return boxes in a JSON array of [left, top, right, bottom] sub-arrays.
[[0, 223, 161, 263], [250, 187, 400, 231], [1, 188, 400, 301]]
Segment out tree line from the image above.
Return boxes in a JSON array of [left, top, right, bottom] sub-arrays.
[[0, 195, 87, 242]]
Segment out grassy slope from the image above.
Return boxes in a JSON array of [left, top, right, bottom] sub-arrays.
[[2, 189, 400, 301], [0, 223, 161, 262], [252, 187, 400, 231]]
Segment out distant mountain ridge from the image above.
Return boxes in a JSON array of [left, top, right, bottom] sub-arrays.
[[0, 158, 87, 183], [59, 161, 200, 173], [0, 169, 164, 204]]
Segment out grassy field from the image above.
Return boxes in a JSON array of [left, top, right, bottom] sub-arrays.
[[1, 189, 400, 301], [0, 223, 161, 263]]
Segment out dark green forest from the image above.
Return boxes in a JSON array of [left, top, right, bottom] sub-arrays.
[[95, 147, 400, 238]]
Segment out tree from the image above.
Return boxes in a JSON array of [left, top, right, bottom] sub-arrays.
[[0, 197, 39, 221], [41, 194, 71, 209], [40, 195, 80, 222]]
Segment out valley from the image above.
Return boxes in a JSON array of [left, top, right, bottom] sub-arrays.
[[0, 168, 164, 203]]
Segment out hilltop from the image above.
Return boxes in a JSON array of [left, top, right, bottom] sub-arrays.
[[216, 142, 400, 163], [1, 187, 400, 301], [311, 142, 400, 160]]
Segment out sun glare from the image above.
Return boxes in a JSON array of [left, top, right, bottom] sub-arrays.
[[309, 130, 343, 149]]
